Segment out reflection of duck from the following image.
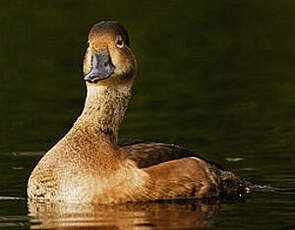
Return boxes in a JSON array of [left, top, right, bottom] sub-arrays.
[[28, 199, 220, 229], [27, 21, 250, 204]]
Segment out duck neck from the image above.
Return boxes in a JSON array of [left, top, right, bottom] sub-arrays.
[[75, 83, 132, 144]]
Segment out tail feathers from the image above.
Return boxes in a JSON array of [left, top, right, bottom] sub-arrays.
[[219, 171, 252, 198]]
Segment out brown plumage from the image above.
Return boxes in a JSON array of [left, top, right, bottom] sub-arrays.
[[27, 21, 250, 204]]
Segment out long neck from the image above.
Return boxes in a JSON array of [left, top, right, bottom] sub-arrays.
[[74, 83, 132, 144]]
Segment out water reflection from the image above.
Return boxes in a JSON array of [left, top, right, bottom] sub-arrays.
[[28, 200, 222, 229]]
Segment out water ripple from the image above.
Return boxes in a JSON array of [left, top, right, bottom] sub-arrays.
[[0, 215, 28, 228], [0, 196, 25, 201]]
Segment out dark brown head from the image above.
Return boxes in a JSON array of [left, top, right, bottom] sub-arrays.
[[83, 21, 136, 85]]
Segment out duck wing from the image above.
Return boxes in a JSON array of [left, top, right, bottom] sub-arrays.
[[118, 139, 250, 198], [117, 138, 222, 169]]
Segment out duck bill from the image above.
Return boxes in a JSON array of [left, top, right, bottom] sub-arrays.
[[84, 49, 115, 83]]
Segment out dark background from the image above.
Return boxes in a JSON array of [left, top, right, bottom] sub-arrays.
[[0, 0, 295, 154], [1, 1, 295, 156]]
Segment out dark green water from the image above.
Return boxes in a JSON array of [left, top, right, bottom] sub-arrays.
[[1, 0, 295, 229]]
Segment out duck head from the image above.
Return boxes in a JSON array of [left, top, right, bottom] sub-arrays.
[[83, 21, 136, 85]]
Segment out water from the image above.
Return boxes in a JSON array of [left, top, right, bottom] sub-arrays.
[[1, 0, 295, 229]]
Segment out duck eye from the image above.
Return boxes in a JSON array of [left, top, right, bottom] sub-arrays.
[[116, 39, 124, 48]]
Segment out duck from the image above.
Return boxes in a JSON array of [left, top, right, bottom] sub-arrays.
[[27, 21, 250, 204]]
